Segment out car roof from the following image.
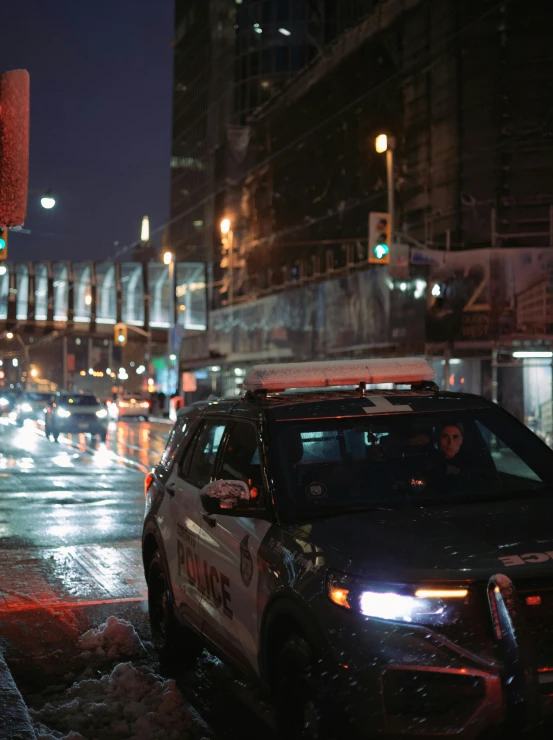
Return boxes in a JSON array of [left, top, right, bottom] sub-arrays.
[[188, 389, 492, 424]]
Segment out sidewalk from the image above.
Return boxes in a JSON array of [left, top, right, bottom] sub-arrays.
[[0, 651, 35, 739]]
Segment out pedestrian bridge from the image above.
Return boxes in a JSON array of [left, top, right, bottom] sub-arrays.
[[0, 261, 207, 335]]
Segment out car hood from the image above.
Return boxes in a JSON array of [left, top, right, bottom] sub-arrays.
[[293, 497, 553, 582]]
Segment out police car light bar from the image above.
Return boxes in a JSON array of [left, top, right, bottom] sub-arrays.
[[243, 357, 435, 392]]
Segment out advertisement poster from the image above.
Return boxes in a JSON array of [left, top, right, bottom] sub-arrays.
[[422, 248, 553, 342]]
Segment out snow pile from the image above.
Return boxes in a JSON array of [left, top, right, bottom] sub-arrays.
[[29, 616, 210, 740], [31, 662, 209, 740], [78, 616, 146, 662]]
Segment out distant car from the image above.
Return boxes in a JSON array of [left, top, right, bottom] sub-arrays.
[[0, 392, 17, 416], [44, 392, 108, 441], [14, 391, 52, 425], [109, 391, 150, 421]]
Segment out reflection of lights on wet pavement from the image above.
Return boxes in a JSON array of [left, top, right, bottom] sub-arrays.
[[19, 457, 35, 470], [46, 523, 80, 538], [52, 452, 75, 468], [93, 445, 116, 466], [15, 424, 39, 452]]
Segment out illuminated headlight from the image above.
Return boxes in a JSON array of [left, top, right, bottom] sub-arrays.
[[327, 572, 468, 626], [57, 407, 71, 418], [21, 403, 33, 413], [96, 408, 108, 419], [0, 398, 8, 407]]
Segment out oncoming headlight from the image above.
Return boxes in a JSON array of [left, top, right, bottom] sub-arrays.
[[57, 407, 71, 418], [96, 408, 108, 419], [21, 403, 33, 413], [327, 572, 468, 626], [0, 398, 8, 407]]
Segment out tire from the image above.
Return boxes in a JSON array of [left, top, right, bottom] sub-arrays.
[[274, 636, 340, 740], [99, 431, 107, 442], [147, 550, 202, 664]]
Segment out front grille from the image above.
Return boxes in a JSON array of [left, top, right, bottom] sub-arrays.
[[514, 578, 553, 671]]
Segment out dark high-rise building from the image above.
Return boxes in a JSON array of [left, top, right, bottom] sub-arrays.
[[169, 0, 374, 264]]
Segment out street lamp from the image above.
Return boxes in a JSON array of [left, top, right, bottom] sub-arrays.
[[163, 251, 173, 265], [4, 331, 29, 390], [29, 188, 56, 209], [220, 218, 234, 305], [375, 134, 396, 237], [40, 194, 56, 209]]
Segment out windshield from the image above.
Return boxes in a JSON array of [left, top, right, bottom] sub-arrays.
[[59, 396, 100, 407], [272, 409, 553, 519], [25, 393, 51, 402]]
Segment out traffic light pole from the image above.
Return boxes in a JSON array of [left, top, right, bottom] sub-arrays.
[[386, 147, 395, 238]]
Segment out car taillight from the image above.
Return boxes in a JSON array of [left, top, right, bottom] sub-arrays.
[[139, 401, 149, 408], [144, 472, 154, 498]]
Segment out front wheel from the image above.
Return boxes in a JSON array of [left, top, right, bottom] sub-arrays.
[[274, 636, 341, 740], [147, 550, 202, 664]]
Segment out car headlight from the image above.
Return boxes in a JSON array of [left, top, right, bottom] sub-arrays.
[[57, 407, 71, 418], [327, 572, 468, 626], [0, 398, 8, 407], [21, 403, 33, 413], [96, 408, 108, 419]]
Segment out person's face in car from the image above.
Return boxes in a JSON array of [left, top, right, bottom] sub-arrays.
[[440, 426, 463, 459]]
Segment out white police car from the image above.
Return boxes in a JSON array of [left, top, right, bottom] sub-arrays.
[[143, 358, 553, 738]]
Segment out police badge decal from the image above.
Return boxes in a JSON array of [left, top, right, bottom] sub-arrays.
[[240, 535, 254, 587]]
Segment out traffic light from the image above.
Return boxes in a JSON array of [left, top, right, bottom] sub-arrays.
[[368, 212, 391, 265], [0, 227, 8, 261], [114, 322, 127, 347]]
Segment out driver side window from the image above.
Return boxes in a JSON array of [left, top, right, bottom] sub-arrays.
[[219, 422, 264, 505]]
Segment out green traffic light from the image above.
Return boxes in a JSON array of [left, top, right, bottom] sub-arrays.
[[0, 238, 6, 251], [373, 243, 389, 260], [117, 333, 125, 343]]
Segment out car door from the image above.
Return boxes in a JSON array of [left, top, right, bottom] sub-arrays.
[[198, 420, 272, 675], [164, 419, 227, 632]]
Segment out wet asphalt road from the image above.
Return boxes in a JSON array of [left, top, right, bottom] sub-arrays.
[[0, 416, 164, 693], [0, 416, 272, 739]]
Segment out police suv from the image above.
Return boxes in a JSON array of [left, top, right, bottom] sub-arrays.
[[142, 358, 553, 738]]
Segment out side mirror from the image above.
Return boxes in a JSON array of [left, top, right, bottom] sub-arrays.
[[200, 479, 251, 514]]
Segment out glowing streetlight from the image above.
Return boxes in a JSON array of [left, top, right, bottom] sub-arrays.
[[30, 368, 38, 378], [163, 251, 173, 265], [375, 133, 396, 240], [40, 195, 56, 209], [6, 332, 13, 339], [375, 134, 388, 154], [220, 218, 231, 235], [84, 294, 92, 306], [141, 215, 150, 242]]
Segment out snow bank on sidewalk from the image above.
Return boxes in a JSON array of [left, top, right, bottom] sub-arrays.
[[78, 616, 146, 662], [30, 617, 209, 740], [32, 662, 207, 740]]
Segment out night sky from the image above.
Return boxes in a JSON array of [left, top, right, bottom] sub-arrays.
[[0, 0, 174, 262]]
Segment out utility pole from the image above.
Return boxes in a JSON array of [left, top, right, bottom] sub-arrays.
[[62, 335, 68, 390]]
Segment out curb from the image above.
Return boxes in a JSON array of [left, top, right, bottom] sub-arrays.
[[0, 651, 35, 739]]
